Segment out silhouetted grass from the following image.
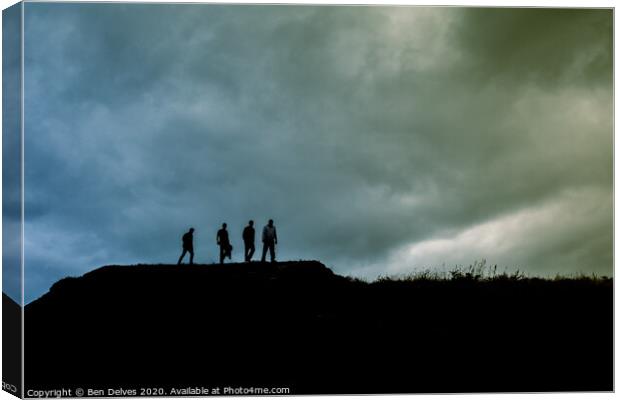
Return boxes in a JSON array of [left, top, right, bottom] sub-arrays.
[[371, 259, 611, 285]]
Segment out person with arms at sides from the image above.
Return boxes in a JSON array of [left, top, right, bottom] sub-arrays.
[[261, 219, 278, 263]]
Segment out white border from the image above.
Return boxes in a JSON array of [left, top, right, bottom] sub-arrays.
[[0, 2, 615, 400]]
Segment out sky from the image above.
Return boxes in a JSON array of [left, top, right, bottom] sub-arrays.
[[16, 4, 612, 303]]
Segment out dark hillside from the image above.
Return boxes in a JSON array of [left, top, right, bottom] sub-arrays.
[[3, 293, 21, 398], [25, 261, 612, 394]]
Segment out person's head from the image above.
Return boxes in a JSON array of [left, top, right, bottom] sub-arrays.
[[222, 223, 227, 229], [189, 228, 195, 233], [249, 220, 254, 227], [268, 219, 274, 227]]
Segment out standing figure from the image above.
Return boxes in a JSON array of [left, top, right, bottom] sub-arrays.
[[216, 223, 232, 264], [261, 219, 278, 263], [177, 228, 195, 265], [242, 220, 255, 262]]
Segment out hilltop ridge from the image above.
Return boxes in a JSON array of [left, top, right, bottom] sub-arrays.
[[25, 261, 612, 394], [29, 261, 342, 308]]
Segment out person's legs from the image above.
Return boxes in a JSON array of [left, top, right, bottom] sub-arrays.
[[269, 243, 275, 262], [261, 243, 268, 262], [178, 249, 187, 265], [220, 246, 225, 264], [248, 243, 255, 261], [245, 242, 254, 262], [189, 249, 194, 265]]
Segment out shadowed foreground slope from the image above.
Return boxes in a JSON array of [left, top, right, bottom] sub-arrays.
[[25, 261, 612, 394]]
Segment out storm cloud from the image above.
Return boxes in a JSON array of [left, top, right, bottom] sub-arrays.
[[22, 4, 612, 302]]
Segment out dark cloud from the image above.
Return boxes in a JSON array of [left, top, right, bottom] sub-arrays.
[[451, 8, 613, 88], [21, 4, 612, 302]]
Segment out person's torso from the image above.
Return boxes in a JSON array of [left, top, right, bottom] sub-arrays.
[[243, 226, 255, 242], [182, 233, 193, 246], [263, 226, 276, 240], [218, 229, 229, 244]]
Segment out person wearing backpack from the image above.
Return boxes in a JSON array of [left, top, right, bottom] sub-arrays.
[[242, 220, 255, 262], [217, 223, 232, 264]]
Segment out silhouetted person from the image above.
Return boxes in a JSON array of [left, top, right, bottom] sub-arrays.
[[177, 228, 195, 265], [261, 219, 278, 263], [217, 223, 232, 264], [242, 220, 255, 262]]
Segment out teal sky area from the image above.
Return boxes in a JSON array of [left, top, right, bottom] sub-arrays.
[[18, 4, 612, 303]]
